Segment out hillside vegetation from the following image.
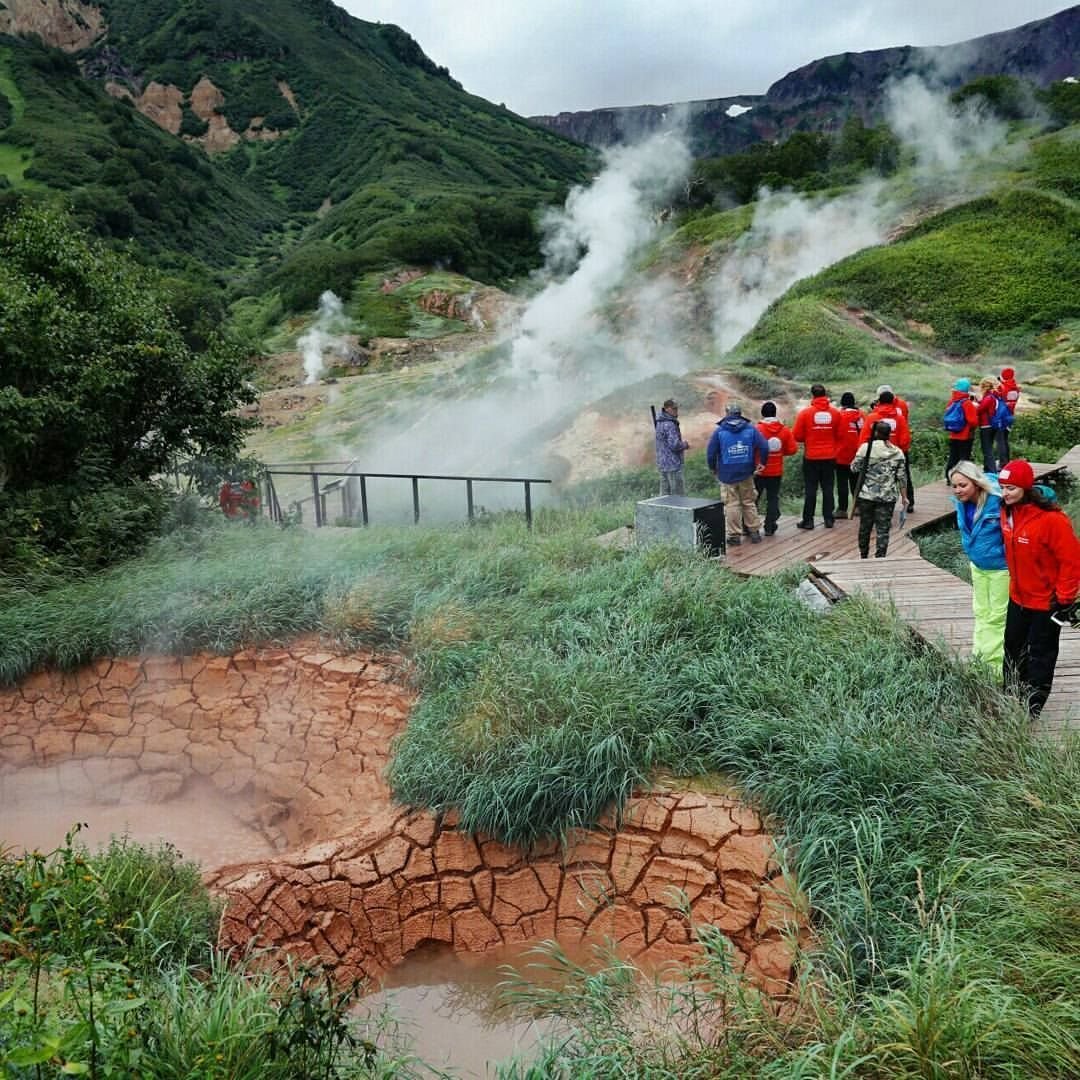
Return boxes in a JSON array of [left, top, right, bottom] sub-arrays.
[[0, 0, 592, 322], [716, 125, 1080, 394]]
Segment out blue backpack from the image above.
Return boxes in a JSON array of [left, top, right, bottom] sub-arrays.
[[990, 395, 1014, 431], [943, 398, 968, 433]]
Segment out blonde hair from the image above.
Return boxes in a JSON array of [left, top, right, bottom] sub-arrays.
[[979, 376, 996, 394], [949, 459, 995, 511]]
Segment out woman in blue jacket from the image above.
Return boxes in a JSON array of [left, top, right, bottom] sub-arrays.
[[950, 460, 1008, 669]]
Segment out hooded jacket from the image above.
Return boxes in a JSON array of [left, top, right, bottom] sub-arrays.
[[706, 415, 770, 484], [861, 402, 911, 453], [946, 390, 979, 440], [1000, 500, 1080, 610], [755, 418, 798, 477], [835, 407, 866, 467], [850, 438, 906, 502], [954, 488, 1006, 570], [654, 410, 689, 472], [792, 396, 844, 460], [998, 370, 1021, 414]]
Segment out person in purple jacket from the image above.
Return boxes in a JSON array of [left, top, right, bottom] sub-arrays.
[[655, 398, 690, 495]]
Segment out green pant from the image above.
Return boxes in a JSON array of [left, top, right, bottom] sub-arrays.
[[970, 564, 1009, 671]]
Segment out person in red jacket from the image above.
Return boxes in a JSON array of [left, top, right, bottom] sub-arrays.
[[875, 384, 909, 422], [998, 459, 1080, 718], [944, 378, 979, 481], [862, 390, 914, 512], [998, 367, 1021, 414], [755, 400, 798, 536], [997, 366, 1020, 463], [975, 376, 1000, 474], [792, 384, 844, 529], [834, 392, 865, 517]]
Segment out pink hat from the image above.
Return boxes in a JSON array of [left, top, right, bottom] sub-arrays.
[[998, 460, 1034, 490]]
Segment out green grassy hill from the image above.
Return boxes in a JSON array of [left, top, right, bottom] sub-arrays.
[[0, 0, 592, 324], [719, 126, 1080, 398]]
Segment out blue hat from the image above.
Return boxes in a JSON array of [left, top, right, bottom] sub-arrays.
[[954, 378, 971, 392]]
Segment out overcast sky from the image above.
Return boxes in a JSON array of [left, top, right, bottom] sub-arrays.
[[342, 1, 1073, 115]]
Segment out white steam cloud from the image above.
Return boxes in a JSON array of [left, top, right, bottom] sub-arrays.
[[299, 290, 347, 385], [711, 181, 891, 352], [884, 74, 1009, 173], [298, 77, 1022, 512], [510, 131, 693, 387], [346, 128, 694, 496], [710, 75, 1017, 355]]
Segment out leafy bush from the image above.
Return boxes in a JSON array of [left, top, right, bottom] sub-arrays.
[[1012, 393, 1080, 455]]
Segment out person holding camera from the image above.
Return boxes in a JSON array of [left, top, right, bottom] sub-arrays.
[[997, 459, 1080, 718]]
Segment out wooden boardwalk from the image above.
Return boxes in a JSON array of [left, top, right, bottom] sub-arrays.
[[722, 451, 1080, 736]]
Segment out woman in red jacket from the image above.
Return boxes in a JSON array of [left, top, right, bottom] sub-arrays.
[[998, 459, 1080, 718], [975, 376, 1000, 474]]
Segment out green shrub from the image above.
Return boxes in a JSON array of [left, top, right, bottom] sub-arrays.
[[1012, 394, 1080, 454]]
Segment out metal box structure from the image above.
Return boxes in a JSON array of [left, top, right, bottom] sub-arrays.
[[635, 496, 726, 556]]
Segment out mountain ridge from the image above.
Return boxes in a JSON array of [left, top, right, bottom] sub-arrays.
[[530, 5, 1080, 153]]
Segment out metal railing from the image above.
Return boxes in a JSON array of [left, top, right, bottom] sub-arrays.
[[262, 466, 551, 529]]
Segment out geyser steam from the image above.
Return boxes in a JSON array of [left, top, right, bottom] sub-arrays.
[[299, 291, 347, 385]]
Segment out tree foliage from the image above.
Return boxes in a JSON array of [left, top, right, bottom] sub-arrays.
[[0, 201, 258, 570]]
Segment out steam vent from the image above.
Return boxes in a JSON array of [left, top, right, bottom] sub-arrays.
[[0, 644, 806, 995]]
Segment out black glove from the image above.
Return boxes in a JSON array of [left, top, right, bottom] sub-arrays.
[[1051, 600, 1079, 628]]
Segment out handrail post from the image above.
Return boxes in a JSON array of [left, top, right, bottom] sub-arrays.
[[311, 472, 323, 527], [360, 475, 369, 526], [412, 476, 420, 524], [466, 479, 475, 523], [524, 481, 533, 529]]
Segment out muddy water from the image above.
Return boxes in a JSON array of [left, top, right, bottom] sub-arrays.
[[0, 770, 274, 867], [358, 943, 569, 1077]]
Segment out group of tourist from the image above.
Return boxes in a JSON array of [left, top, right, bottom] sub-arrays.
[[695, 383, 915, 557], [655, 370, 1079, 718], [945, 367, 1019, 478]]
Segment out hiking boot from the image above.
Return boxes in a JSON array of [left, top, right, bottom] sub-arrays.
[[764, 525, 777, 536], [749, 531, 762, 544], [860, 551, 869, 559], [823, 519, 835, 528], [727, 535, 741, 547], [795, 521, 814, 531], [875, 551, 887, 558]]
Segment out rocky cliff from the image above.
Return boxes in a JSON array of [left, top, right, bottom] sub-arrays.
[[0, 0, 104, 52], [530, 5, 1080, 152]]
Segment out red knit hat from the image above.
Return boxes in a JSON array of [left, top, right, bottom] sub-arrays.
[[1000, 366, 1015, 380], [998, 460, 1034, 489]]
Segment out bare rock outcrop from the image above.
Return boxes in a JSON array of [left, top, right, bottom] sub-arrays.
[[0, 0, 104, 53], [135, 81, 184, 135]]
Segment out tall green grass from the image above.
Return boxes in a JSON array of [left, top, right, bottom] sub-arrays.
[[0, 833, 429, 1077]]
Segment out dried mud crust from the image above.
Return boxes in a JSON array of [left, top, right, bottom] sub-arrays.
[[2, 645, 806, 997]]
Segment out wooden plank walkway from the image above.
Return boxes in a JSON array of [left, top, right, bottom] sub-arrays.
[[721, 453, 1079, 737]]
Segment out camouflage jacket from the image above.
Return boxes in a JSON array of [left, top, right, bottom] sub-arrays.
[[850, 439, 906, 503]]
